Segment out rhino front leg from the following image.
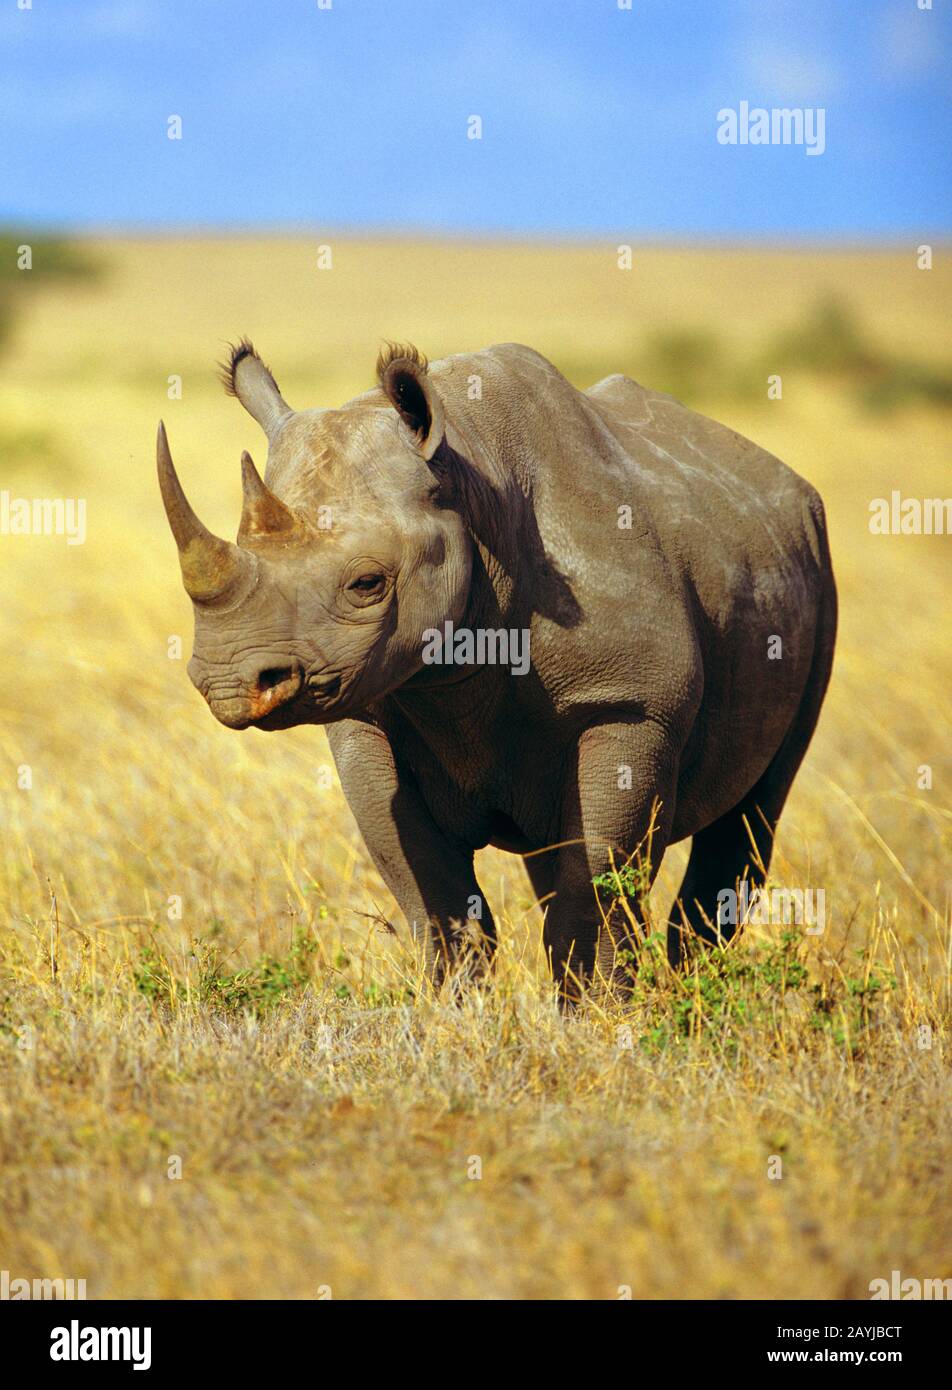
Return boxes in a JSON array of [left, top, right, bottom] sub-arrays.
[[327, 719, 496, 980], [544, 719, 680, 1000]]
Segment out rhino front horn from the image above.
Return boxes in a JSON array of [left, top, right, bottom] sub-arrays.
[[238, 451, 297, 541], [156, 421, 249, 603]]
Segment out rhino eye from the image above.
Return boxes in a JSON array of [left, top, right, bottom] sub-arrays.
[[348, 573, 386, 599]]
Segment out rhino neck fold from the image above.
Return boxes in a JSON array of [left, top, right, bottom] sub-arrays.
[[440, 441, 528, 625]]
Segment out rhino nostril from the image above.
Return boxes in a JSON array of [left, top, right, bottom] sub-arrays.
[[256, 666, 295, 693]]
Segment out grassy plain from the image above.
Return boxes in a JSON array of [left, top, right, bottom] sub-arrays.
[[0, 238, 950, 1298]]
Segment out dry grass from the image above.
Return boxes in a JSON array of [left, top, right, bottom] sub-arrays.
[[1, 238, 950, 1299]]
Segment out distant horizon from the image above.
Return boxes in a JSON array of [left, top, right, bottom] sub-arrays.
[[3, 224, 947, 250]]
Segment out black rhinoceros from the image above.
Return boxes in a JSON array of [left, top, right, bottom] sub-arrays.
[[157, 340, 836, 994]]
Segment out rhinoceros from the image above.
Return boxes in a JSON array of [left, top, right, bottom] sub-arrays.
[[157, 340, 836, 994]]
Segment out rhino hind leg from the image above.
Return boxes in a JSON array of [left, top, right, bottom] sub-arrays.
[[667, 784, 781, 964], [668, 578, 837, 966]]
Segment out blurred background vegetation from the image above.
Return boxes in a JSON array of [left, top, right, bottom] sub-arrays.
[[0, 234, 103, 477]]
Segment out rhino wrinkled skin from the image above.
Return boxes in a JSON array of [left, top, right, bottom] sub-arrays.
[[157, 340, 836, 994]]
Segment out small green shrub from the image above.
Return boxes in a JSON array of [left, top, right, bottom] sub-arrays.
[[134, 930, 318, 1016], [628, 929, 897, 1059]]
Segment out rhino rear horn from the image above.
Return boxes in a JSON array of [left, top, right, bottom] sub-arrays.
[[238, 451, 298, 541], [221, 339, 292, 440], [156, 421, 249, 603]]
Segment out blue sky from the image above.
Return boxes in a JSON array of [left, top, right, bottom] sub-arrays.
[[1, 0, 949, 237]]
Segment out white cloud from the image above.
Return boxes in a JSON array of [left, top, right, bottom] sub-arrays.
[[735, 38, 840, 103], [876, 8, 943, 84]]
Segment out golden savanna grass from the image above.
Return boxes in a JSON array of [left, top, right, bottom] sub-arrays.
[[0, 239, 950, 1299]]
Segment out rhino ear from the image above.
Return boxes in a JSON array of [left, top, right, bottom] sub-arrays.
[[376, 342, 444, 462], [220, 339, 292, 441]]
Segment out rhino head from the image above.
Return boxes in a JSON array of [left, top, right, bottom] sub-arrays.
[[158, 342, 472, 730]]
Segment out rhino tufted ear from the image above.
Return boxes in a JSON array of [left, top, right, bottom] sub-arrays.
[[220, 339, 293, 441], [376, 342, 445, 462]]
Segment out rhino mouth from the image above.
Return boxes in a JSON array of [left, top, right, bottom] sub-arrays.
[[247, 667, 346, 730]]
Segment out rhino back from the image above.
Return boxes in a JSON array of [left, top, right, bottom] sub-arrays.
[[433, 343, 823, 597], [433, 342, 825, 670]]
